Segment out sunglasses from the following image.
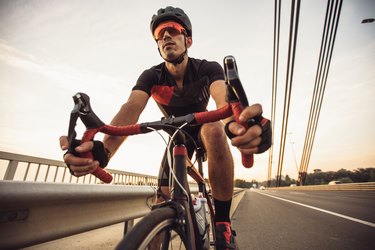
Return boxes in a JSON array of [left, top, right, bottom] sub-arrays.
[[155, 27, 185, 41]]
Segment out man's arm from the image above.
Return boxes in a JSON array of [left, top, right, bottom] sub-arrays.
[[209, 80, 233, 124], [103, 90, 150, 157], [210, 80, 267, 155]]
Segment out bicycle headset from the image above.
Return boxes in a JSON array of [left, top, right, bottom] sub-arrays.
[[150, 6, 192, 65]]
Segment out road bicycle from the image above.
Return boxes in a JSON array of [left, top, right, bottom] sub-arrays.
[[67, 56, 257, 249]]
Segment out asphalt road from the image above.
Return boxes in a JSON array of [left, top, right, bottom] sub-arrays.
[[231, 189, 375, 250]]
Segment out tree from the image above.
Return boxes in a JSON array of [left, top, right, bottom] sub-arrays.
[[234, 179, 260, 188], [338, 177, 353, 183], [254, 168, 374, 187], [370, 169, 375, 182], [303, 167, 375, 185]]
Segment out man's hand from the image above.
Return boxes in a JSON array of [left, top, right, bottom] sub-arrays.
[[227, 104, 272, 155], [59, 136, 99, 177]]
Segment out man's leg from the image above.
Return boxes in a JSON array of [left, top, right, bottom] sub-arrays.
[[201, 121, 234, 202], [201, 122, 238, 249]]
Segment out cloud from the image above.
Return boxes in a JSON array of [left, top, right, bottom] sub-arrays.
[[0, 40, 42, 70], [0, 40, 128, 95]]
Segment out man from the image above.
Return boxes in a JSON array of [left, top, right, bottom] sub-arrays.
[[60, 6, 271, 249]]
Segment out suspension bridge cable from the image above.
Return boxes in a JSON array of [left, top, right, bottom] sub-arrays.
[[298, 0, 334, 184], [268, 0, 281, 187], [303, 0, 343, 177], [298, 0, 343, 184], [302, 0, 336, 173], [276, 0, 301, 187]]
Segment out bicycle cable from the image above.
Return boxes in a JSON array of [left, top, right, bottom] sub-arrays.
[[146, 123, 200, 204], [146, 126, 170, 147], [144, 127, 170, 207], [167, 122, 191, 202]]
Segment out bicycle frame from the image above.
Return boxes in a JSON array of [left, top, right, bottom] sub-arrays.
[[170, 134, 197, 249], [131, 128, 212, 249]]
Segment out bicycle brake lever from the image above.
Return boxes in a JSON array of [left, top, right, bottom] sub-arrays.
[[72, 92, 105, 129], [69, 93, 113, 183], [67, 96, 81, 146], [224, 56, 254, 168], [224, 56, 249, 107], [67, 115, 78, 147]]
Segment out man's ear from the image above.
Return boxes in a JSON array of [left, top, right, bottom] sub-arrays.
[[186, 36, 193, 48]]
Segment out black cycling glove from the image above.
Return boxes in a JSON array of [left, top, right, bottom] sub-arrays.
[[256, 116, 272, 153], [65, 139, 110, 168], [224, 115, 272, 153]]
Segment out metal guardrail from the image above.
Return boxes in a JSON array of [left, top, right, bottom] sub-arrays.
[[0, 151, 157, 249], [0, 151, 245, 249], [0, 151, 158, 185], [0, 181, 244, 249], [0, 181, 156, 249], [267, 182, 375, 191]]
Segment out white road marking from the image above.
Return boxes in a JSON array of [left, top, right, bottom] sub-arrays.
[[255, 191, 375, 228]]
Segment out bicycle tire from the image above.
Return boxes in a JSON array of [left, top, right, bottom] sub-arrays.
[[116, 207, 189, 250]]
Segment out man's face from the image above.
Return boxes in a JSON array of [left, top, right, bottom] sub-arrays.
[[154, 22, 192, 62], [157, 29, 186, 61]]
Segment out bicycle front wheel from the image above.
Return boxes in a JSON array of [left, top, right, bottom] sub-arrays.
[[116, 207, 189, 250]]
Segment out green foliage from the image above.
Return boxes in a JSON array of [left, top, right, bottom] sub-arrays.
[[241, 167, 375, 187], [303, 167, 375, 185], [234, 179, 258, 188]]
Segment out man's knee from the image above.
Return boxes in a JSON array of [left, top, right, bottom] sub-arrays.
[[201, 122, 226, 143]]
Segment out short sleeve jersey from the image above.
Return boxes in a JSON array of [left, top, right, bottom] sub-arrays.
[[132, 57, 225, 117]]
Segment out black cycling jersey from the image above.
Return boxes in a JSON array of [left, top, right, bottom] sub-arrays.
[[132, 57, 225, 117], [132, 57, 225, 187]]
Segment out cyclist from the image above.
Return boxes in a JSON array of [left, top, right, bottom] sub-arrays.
[[60, 6, 271, 249]]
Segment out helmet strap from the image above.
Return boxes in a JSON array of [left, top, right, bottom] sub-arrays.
[[157, 35, 188, 65]]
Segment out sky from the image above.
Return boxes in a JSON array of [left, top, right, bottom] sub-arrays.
[[0, 0, 374, 181]]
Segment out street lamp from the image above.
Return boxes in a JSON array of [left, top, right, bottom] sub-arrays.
[[361, 18, 375, 24]]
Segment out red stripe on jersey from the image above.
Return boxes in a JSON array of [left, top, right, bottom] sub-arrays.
[[151, 85, 175, 106]]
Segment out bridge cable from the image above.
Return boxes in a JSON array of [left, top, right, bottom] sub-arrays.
[[299, 0, 335, 185], [268, 0, 281, 187], [298, 0, 343, 185], [276, 0, 301, 187]]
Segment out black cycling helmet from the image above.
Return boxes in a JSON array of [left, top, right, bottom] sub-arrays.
[[150, 6, 192, 37]]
